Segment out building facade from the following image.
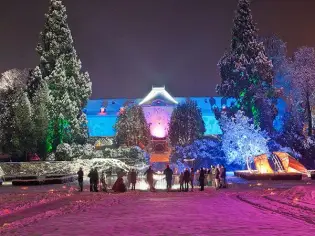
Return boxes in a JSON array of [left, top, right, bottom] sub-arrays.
[[84, 87, 238, 138]]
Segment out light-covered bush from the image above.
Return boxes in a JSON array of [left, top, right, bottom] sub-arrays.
[[171, 138, 225, 170], [46, 153, 56, 161], [94, 150, 104, 158], [220, 111, 270, 167], [55, 143, 72, 161], [71, 143, 84, 159], [0, 165, 4, 177], [82, 143, 95, 159]]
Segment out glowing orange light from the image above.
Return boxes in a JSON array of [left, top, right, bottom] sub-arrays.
[[20, 187, 28, 190]]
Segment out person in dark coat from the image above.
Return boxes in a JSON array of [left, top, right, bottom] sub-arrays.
[[130, 169, 137, 190], [87, 168, 94, 192], [199, 168, 205, 191], [220, 165, 227, 188], [112, 177, 127, 192], [190, 168, 195, 192], [215, 165, 220, 190], [144, 166, 155, 191], [77, 167, 84, 192], [183, 168, 190, 192], [179, 172, 184, 192], [93, 168, 99, 192], [163, 165, 173, 191]]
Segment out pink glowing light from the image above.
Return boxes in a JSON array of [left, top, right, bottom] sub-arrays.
[[151, 124, 166, 138]]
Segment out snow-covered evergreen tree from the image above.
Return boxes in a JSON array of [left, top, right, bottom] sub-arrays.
[[169, 100, 205, 146], [47, 57, 79, 150], [220, 110, 269, 167], [0, 69, 30, 155], [171, 138, 224, 169], [0, 68, 30, 92], [32, 79, 50, 158], [0, 90, 16, 153], [11, 92, 36, 159], [217, 0, 276, 133], [260, 35, 288, 80], [26, 66, 43, 101], [288, 47, 315, 136], [35, 0, 91, 150], [114, 105, 150, 147]]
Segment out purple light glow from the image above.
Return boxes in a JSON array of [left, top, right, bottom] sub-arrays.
[[151, 124, 167, 138], [143, 107, 173, 138]]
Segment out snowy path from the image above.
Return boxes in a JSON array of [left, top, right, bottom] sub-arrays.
[[2, 188, 315, 236]]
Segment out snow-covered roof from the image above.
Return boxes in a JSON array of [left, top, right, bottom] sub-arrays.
[[139, 86, 178, 105]]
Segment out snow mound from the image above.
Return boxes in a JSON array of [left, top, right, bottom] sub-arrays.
[[72, 158, 131, 175], [0, 165, 4, 177], [279, 186, 315, 202], [0, 158, 131, 177]]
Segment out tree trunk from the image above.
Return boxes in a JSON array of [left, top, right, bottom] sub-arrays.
[[306, 94, 312, 136]]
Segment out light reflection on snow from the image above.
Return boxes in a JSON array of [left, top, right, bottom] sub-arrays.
[[134, 174, 180, 190], [106, 174, 181, 190]]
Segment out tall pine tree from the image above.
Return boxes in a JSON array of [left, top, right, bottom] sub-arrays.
[[114, 105, 150, 147], [217, 0, 276, 132], [11, 92, 36, 159], [33, 0, 92, 151], [32, 79, 51, 158], [169, 100, 205, 147]]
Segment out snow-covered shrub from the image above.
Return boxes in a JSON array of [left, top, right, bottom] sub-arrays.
[[94, 150, 104, 158], [70, 143, 83, 159], [71, 158, 131, 177], [55, 143, 72, 161], [172, 138, 225, 169], [81, 143, 95, 159], [220, 111, 270, 167], [46, 153, 56, 161], [70, 143, 98, 159], [0, 165, 4, 177], [0, 158, 131, 177]]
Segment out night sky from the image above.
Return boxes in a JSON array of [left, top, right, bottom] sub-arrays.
[[1, 0, 315, 99]]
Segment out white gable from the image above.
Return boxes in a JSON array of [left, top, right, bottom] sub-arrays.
[[139, 86, 178, 105]]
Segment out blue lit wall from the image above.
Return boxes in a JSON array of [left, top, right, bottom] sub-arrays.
[[87, 115, 116, 137], [85, 96, 285, 137]]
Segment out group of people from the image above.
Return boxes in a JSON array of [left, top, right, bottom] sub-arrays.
[[77, 167, 108, 192], [77, 164, 227, 193], [178, 164, 226, 192]]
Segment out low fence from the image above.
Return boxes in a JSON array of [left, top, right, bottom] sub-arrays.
[[11, 174, 77, 186]]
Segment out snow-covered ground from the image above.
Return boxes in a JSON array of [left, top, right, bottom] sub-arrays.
[[1, 177, 315, 235]]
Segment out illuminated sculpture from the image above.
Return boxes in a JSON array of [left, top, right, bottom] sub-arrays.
[[252, 152, 308, 175]]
